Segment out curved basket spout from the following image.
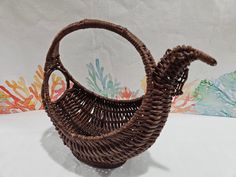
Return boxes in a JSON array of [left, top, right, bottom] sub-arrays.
[[153, 45, 217, 97]]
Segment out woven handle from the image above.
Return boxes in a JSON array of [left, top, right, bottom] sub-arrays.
[[45, 19, 156, 82]]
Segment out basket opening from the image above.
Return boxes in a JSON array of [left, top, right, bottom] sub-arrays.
[[48, 70, 68, 102]]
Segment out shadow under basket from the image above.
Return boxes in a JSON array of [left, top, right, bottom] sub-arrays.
[[41, 19, 217, 168]]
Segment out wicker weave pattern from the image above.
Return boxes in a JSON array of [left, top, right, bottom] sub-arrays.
[[42, 19, 217, 168]]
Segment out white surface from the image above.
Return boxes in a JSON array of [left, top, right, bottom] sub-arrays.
[[0, 111, 236, 177]]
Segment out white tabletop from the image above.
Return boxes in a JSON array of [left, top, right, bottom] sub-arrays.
[[0, 111, 236, 177]]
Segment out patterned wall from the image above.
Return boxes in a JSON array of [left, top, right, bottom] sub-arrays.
[[1, 0, 236, 118], [1, 58, 235, 118]]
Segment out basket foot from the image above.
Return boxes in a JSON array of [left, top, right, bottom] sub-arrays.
[[72, 151, 126, 169]]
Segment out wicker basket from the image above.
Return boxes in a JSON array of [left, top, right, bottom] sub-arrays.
[[42, 19, 217, 168]]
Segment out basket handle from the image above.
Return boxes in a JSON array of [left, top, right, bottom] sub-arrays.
[[44, 19, 156, 91]]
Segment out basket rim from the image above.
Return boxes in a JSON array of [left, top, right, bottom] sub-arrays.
[[49, 66, 145, 104]]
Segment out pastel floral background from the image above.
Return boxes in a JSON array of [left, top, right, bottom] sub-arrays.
[[1, 0, 236, 118], [1, 58, 236, 118]]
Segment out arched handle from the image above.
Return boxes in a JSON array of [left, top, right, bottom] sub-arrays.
[[45, 19, 156, 80]]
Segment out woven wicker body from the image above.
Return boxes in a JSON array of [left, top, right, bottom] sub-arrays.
[[42, 19, 217, 168]]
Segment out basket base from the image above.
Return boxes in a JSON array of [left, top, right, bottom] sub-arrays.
[[72, 151, 126, 169]]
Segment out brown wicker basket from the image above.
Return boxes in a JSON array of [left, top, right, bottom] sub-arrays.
[[42, 19, 217, 168]]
